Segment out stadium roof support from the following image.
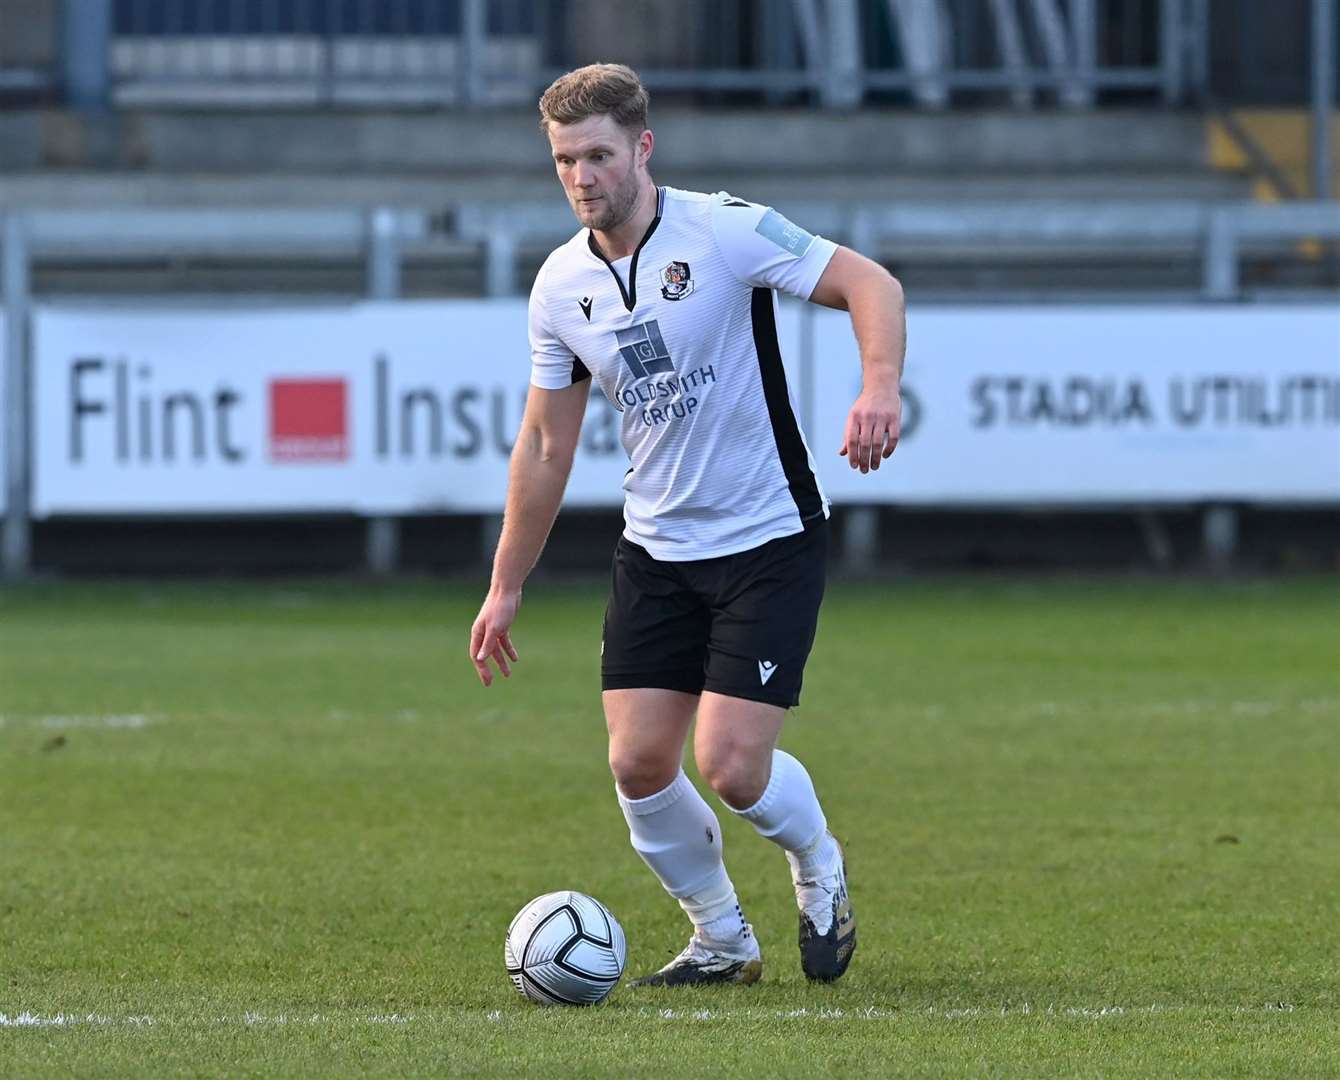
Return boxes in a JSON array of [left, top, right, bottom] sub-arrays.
[[1315, 0, 1337, 200], [2, 215, 32, 579], [366, 207, 404, 576], [61, 0, 110, 111]]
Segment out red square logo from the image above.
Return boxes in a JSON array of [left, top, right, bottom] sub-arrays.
[[269, 379, 348, 462]]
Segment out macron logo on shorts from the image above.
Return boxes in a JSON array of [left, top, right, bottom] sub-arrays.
[[758, 660, 778, 685]]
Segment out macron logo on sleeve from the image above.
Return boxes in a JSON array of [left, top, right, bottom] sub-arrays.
[[758, 660, 778, 685]]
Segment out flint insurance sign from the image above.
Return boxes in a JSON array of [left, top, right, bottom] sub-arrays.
[[30, 303, 1340, 516], [32, 303, 637, 516]]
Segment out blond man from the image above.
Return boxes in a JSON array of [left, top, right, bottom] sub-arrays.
[[471, 63, 905, 987]]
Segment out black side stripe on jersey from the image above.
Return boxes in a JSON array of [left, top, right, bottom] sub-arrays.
[[751, 287, 823, 521], [571, 356, 591, 383], [586, 187, 665, 312]]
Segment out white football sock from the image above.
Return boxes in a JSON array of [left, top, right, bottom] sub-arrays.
[[729, 749, 841, 880], [618, 771, 751, 948]]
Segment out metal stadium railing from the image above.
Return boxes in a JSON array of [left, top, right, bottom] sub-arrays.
[[451, 198, 1340, 298], [3, 199, 1339, 578]]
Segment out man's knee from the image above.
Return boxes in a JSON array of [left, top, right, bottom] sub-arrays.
[[696, 740, 770, 810], [609, 746, 681, 800]]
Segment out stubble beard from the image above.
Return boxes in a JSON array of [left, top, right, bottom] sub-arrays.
[[577, 161, 644, 233]]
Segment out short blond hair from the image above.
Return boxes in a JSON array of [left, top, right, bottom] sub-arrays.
[[538, 63, 649, 136]]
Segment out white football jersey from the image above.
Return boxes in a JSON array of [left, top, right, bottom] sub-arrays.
[[529, 186, 837, 561]]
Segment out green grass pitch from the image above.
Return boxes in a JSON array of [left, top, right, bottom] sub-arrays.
[[1, 574, 1337, 1077]]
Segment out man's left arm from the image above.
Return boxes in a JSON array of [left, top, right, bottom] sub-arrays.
[[809, 247, 906, 474]]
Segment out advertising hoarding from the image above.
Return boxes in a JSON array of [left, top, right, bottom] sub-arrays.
[[31, 303, 1340, 516]]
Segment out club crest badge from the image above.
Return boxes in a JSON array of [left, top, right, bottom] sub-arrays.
[[660, 260, 694, 301]]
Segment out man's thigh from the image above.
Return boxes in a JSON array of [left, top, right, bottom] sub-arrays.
[[601, 537, 710, 696], [702, 522, 829, 709]]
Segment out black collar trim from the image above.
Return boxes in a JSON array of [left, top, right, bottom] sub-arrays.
[[587, 187, 665, 313]]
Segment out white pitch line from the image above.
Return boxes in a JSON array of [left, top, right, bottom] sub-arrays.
[[0, 1013, 121, 1027], [36, 714, 153, 729], [0, 1003, 1303, 1028], [0, 714, 158, 730]]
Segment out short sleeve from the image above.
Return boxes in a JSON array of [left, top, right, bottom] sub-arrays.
[[708, 194, 839, 300], [528, 265, 590, 390]]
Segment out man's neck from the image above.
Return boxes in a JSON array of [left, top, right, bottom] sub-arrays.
[[591, 181, 659, 261]]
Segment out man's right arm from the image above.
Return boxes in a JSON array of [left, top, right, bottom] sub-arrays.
[[469, 379, 588, 687]]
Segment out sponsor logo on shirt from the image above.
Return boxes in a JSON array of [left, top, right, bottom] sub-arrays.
[[755, 208, 815, 256], [612, 319, 717, 429], [615, 320, 675, 378]]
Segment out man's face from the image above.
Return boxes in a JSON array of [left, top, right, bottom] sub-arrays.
[[547, 114, 650, 232]]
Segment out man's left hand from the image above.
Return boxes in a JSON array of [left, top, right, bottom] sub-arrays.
[[840, 384, 901, 473]]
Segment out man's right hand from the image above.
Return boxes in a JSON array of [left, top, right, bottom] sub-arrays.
[[469, 588, 522, 687], [468, 381, 586, 688]]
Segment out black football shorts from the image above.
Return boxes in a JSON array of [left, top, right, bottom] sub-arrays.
[[600, 519, 829, 708]]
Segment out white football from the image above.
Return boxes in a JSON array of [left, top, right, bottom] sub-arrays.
[[504, 891, 627, 1006]]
